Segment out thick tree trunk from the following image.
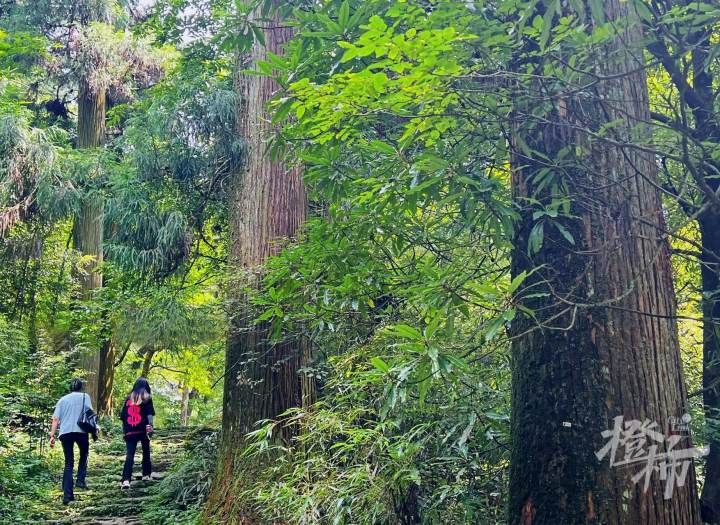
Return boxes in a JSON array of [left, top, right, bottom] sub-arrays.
[[74, 78, 107, 406], [700, 212, 720, 523], [508, 1, 700, 523], [77, 79, 106, 148], [689, 30, 720, 525], [205, 5, 311, 522], [646, 7, 720, 521]]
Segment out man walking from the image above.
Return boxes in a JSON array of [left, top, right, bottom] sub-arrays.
[[49, 378, 92, 505]]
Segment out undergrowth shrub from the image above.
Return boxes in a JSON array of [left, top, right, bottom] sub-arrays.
[[0, 315, 72, 521], [241, 345, 510, 525], [0, 430, 59, 522], [142, 427, 218, 524]]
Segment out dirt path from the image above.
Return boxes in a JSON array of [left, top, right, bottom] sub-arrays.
[[42, 429, 187, 525]]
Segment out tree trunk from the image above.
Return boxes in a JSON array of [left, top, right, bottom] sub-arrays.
[[647, 14, 720, 521], [180, 385, 190, 427], [508, 1, 700, 523], [205, 5, 311, 522], [141, 347, 155, 379], [73, 78, 106, 407], [689, 28, 720, 525], [96, 338, 115, 415], [700, 212, 720, 523]]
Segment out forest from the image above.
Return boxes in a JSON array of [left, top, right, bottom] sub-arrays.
[[1, 0, 720, 524]]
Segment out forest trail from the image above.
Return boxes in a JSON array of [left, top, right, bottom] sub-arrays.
[[42, 428, 188, 525]]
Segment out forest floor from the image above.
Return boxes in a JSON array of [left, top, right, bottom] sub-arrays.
[[40, 428, 187, 525]]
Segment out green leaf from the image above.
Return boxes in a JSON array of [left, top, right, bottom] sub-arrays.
[[554, 221, 575, 245], [370, 356, 390, 373], [540, 0, 559, 50], [251, 24, 266, 47], [338, 1, 350, 29], [528, 221, 544, 255], [508, 270, 527, 294], [485, 411, 510, 421], [272, 98, 295, 124], [485, 316, 505, 342], [387, 324, 423, 340], [367, 140, 396, 154], [633, 1, 654, 22]]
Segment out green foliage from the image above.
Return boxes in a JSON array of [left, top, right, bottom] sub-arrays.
[[0, 0, 717, 522], [244, 338, 509, 523], [222, 1, 522, 522], [0, 440, 58, 523], [0, 314, 72, 437], [0, 313, 70, 522], [142, 429, 218, 524]]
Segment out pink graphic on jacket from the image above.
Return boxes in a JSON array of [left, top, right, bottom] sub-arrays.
[[126, 400, 142, 426]]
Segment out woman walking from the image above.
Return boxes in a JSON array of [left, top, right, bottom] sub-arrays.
[[119, 377, 156, 488], [49, 379, 93, 504]]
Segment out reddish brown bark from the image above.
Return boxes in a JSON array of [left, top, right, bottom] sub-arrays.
[[219, 14, 307, 439], [74, 78, 107, 407], [205, 4, 312, 522], [508, 1, 700, 523]]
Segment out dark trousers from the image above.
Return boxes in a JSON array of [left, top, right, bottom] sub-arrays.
[[59, 432, 89, 501], [122, 433, 152, 481]]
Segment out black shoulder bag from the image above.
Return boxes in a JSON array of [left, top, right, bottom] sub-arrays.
[[77, 393, 98, 440]]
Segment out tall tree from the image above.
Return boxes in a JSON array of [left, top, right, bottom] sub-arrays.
[[74, 74, 107, 407], [643, 2, 720, 519], [205, 2, 310, 521], [9, 1, 166, 412], [5, 0, 114, 408], [508, 0, 700, 522]]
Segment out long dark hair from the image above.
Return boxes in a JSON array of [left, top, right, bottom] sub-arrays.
[[130, 377, 152, 405]]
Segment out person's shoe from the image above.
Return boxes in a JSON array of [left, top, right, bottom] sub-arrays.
[[142, 475, 152, 481], [121, 480, 130, 489], [75, 481, 87, 489], [62, 495, 74, 505]]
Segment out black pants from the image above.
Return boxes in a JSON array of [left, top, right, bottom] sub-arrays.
[[122, 433, 152, 481], [59, 432, 89, 501]]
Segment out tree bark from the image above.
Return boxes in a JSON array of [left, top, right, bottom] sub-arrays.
[[646, 8, 720, 521], [141, 347, 155, 379], [205, 4, 311, 522], [180, 385, 191, 427], [96, 338, 115, 415], [508, 1, 700, 523], [73, 78, 107, 407], [699, 213, 720, 523], [688, 25, 720, 525]]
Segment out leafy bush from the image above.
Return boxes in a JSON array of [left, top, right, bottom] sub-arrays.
[[0, 431, 58, 522], [0, 315, 72, 437], [241, 336, 509, 525], [142, 428, 218, 525]]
